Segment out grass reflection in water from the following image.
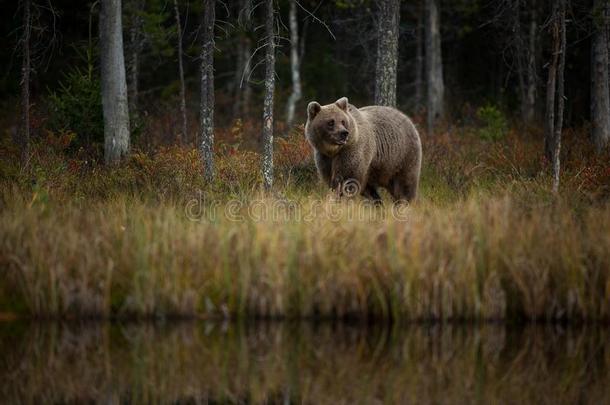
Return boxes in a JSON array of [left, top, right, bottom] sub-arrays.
[[0, 322, 608, 404]]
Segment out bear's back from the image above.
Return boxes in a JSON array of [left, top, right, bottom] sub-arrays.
[[356, 106, 421, 185]]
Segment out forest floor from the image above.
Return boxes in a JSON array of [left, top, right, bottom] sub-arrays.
[[1, 123, 609, 321]]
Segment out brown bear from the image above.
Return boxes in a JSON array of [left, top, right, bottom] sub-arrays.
[[305, 97, 422, 202]]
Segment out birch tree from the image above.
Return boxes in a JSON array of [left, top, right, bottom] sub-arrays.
[[425, 0, 444, 133], [200, 0, 215, 181], [100, 0, 131, 164], [262, 0, 276, 189], [20, 0, 32, 162], [285, 0, 302, 128], [374, 0, 400, 107], [591, 0, 610, 152], [174, 0, 188, 143], [544, 0, 566, 193]]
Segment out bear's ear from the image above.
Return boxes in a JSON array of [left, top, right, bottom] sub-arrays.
[[307, 101, 321, 120], [335, 97, 349, 111]]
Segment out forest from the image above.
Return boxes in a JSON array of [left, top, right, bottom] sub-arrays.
[[0, 0, 609, 322]]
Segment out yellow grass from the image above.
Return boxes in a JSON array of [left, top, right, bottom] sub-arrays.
[[1, 190, 609, 321], [1, 128, 609, 321]]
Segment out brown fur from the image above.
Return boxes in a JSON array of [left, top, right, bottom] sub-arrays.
[[305, 97, 422, 202]]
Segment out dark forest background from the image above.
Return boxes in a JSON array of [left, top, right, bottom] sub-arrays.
[[0, 0, 602, 134]]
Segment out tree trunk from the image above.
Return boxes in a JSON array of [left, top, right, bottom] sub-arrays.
[[233, 0, 252, 121], [127, 0, 143, 118], [512, 0, 528, 122], [374, 0, 400, 107], [174, 0, 188, 144], [100, 0, 131, 164], [242, 0, 253, 120], [591, 0, 610, 152], [509, 0, 537, 124], [524, 0, 537, 123], [20, 0, 32, 162], [200, 0, 215, 181], [414, 1, 424, 110], [553, 1, 566, 193], [425, 0, 444, 133], [544, 19, 558, 163], [286, 0, 302, 128], [544, 0, 566, 193], [262, 0, 276, 190]]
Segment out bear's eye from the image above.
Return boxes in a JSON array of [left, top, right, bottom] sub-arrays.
[[327, 120, 335, 128], [341, 120, 346, 127]]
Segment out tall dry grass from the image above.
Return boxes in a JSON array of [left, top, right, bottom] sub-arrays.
[[1, 124, 609, 321], [1, 191, 608, 321]]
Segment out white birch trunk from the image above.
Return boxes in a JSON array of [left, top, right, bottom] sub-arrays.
[[200, 0, 215, 181], [100, 0, 131, 164], [285, 0, 302, 128], [374, 0, 400, 107], [262, 0, 276, 190]]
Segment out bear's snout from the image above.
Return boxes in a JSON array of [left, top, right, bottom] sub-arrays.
[[338, 129, 349, 142]]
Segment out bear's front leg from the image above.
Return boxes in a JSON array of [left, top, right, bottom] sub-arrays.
[[330, 156, 366, 199], [314, 151, 332, 188]]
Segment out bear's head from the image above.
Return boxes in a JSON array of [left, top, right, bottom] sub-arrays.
[[305, 97, 358, 157]]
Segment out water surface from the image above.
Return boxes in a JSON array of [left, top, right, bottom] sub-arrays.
[[1, 322, 608, 404]]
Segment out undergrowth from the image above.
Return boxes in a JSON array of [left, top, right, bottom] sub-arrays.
[[0, 121, 609, 321]]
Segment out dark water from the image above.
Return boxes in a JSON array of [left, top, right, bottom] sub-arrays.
[[0, 322, 608, 405]]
